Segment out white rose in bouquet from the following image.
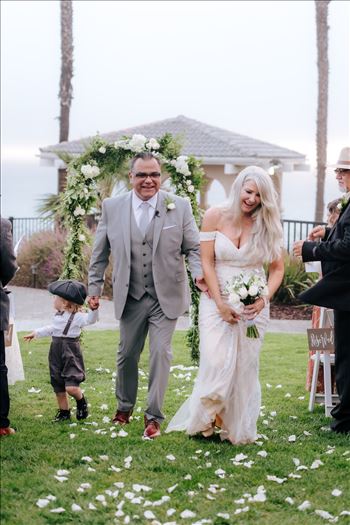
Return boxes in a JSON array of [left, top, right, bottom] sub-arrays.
[[248, 284, 259, 297], [238, 287, 248, 300]]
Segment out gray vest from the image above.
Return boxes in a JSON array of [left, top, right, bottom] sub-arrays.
[[128, 208, 157, 301]]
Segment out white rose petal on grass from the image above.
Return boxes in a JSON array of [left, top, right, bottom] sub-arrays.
[[331, 489, 342, 497], [166, 454, 176, 461], [118, 429, 128, 437], [99, 455, 109, 461], [184, 474, 192, 480], [81, 456, 93, 463], [133, 484, 152, 493], [298, 500, 311, 511], [167, 484, 178, 493], [28, 387, 41, 394], [267, 475, 287, 484], [98, 146, 106, 154], [56, 469, 70, 476], [71, 503, 83, 512], [232, 453, 248, 462], [69, 433, 76, 440], [36, 498, 50, 508], [234, 507, 250, 515], [54, 476, 68, 482], [217, 513, 230, 520], [285, 497, 294, 505], [215, 468, 226, 478], [257, 451, 268, 458], [144, 510, 156, 520], [50, 507, 65, 513], [310, 459, 324, 469], [88, 503, 97, 510], [288, 435, 296, 442], [80, 483, 91, 490], [292, 458, 300, 467], [110, 432, 117, 438], [167, 508, 176, 517], [315, 509, 334, 520], [180, 510, 196, 519]]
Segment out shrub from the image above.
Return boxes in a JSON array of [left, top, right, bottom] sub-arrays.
[[12, 230, 113, 299], [272, 251, 318, 305]]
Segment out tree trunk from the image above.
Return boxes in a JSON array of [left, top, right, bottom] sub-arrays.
[[315, 0, 330, 222], [58, 0, 73, 191]]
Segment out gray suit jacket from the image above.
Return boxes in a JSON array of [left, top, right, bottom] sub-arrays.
[[88, 190, 202, 320], [0, 218, 18, 331]]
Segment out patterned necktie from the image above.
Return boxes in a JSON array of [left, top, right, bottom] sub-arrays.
[[138, 201, 151, 237]]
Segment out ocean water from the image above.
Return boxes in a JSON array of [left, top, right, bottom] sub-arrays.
[[2, 158, 341, 222]]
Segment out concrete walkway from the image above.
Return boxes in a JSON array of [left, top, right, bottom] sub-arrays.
[[9, 286, 311, 334]]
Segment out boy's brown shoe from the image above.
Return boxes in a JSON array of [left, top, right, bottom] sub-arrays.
[[112, 410, 132, 425]]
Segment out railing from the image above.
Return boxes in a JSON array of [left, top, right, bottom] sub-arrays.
[[282, 220, 326, 252], [8, 217, 56, 245], [8, 216, 326, 252]]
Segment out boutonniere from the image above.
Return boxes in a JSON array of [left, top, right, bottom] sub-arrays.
[[164, 196, 176, 211], [337, 192, 350, 212]]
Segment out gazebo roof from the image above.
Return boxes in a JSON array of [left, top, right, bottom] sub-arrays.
[[40, 115, 306, 167]]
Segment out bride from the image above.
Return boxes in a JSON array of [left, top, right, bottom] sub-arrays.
[[166, 166, 284, 444]]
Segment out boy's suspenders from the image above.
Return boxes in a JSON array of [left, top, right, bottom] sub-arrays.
[[62, 313, 76, 336]]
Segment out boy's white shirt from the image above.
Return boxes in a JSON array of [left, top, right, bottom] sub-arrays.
[[34, 309, 99, 338]]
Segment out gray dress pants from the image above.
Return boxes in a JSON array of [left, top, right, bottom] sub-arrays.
[[116, 294, 177, 423]]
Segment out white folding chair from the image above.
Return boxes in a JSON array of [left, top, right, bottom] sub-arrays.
[[308, 309, 338, 417]]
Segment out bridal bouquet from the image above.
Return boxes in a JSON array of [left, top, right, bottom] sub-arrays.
[[224, 270, 268, 338]]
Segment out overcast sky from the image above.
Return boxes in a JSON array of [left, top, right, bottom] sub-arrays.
[[1, 0, 349, 218]]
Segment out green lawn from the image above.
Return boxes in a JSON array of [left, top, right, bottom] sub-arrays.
[[1, 331, 349, 525]]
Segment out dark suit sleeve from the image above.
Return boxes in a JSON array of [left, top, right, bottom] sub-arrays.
[[0, 219, 18, 286], [302, 211, 350, 263]]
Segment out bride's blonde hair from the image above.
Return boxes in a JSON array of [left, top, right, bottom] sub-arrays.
[[221, 166, 283, 262]]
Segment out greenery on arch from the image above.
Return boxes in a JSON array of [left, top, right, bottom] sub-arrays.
[[59, 132, 204, 362]]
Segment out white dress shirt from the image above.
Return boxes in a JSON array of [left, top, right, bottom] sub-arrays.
[[132, 191, 159, 229], [34, 309, 99, 338]]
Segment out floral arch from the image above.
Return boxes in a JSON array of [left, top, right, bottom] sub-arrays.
[[59, 133, 204, 362]]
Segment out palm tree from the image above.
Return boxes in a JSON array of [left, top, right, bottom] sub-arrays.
[[315, 0, 330, 222], [58, 0, 74, 192]]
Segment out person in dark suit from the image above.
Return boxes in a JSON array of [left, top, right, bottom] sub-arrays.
[[0, 218, 18, 436], [293, 147, 350, 434]]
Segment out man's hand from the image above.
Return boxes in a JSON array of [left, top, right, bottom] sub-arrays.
[[308, 225, 326, 241], [23, 332, 35, 341], [293, 240, 304, 258], [88, 296, 100, 310]]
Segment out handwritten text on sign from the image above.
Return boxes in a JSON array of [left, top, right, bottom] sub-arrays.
[[307, 328, 334, 352]]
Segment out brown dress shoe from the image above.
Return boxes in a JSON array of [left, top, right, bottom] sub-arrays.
[[143, 416, 161, 439], [112, 410, 132, 425], [0, 427, 16, 436]]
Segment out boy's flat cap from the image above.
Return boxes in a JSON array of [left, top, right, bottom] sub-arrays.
[[48, 279, 87, 305]]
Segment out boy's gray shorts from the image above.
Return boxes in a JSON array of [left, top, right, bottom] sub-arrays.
[[49, 336, 85, 393]]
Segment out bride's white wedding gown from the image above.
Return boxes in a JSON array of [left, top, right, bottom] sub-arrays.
[[166, 231, 269, 444]]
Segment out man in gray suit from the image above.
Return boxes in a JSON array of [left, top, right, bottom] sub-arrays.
[[0, 218, 18, 436], [88, 152, 205, 438]]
